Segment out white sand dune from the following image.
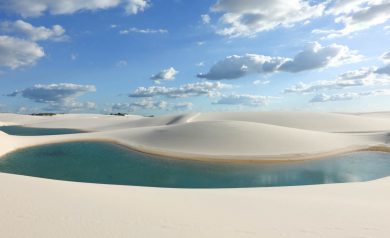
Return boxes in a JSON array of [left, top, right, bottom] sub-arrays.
[[194, 111, 390, 132], [1, 111, 390, 237], [0, 112, 389, 160]]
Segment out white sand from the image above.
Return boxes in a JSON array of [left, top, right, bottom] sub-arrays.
[[0, 111, 389, 160], [0, 111, 390, 237]]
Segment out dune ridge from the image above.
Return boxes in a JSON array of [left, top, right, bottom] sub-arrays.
[[0, 112, 389, 161]]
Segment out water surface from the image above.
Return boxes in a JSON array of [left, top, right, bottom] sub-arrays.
[[0, 141, 389, 188], [0, 126, 85, 136]]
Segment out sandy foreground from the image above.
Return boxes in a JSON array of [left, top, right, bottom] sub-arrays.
[[0, 111, 390, 237]]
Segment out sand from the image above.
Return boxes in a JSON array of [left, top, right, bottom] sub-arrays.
[[0, 111, 390, 237], [0, 111, 389, 161]]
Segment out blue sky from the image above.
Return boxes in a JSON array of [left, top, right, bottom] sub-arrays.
[[0, 0, 390, 115]]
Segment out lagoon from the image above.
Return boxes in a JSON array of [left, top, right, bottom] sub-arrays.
[[0, 126, 85, 136], [0, 141, 389, 188]]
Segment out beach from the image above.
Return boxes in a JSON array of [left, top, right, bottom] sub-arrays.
[[0, 111, 390, 237]]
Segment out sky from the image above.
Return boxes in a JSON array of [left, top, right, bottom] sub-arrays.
[[0, 0, 390, 115]]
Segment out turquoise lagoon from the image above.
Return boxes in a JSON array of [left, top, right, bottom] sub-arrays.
[[0, 126, 85, 136], [0, 141, 389, 188]]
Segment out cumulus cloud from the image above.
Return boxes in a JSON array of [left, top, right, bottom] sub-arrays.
[[0, 20, 66, 41], [211, 0, 325, 37], [279, 42, 360, 72], [45, 101, 97, 111], [253, 80, 270, 85], [0, 20, 68, 69], [197, 54, 288, 80], [173, 102, 193, 110], [129, 81, 232, 98], [315, 0, 390, 38], [125, 0, 150, 15], [284, 68, 390, 93], [112, 99, 168, 112], [0, 0, 150, 17], [198, 42, 360, 80], [0, 36, 44, 69], [119, 27, 168, 34], [326, 0, 369, 15], [150, 67, 178, 83], [201, 14, 211, 24], [376, 64, 390, 75], [382, 51, 390, 61], [311, 89, 390, 103], [110, 99, 192, 112], [7, 83, 97, 111], [214, 94, 275, 107], [285, 67, 390, 93]]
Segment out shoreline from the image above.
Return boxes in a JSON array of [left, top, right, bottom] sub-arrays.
[[1, 136, 389, 164], [1, 112, 389, 164]]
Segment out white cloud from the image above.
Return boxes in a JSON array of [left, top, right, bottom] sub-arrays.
[[326, 0, 368, 15], [0, 36, 44, 69], [112, 98, 168, 111], [116, 60, 128, 68], [119, 27, 168, 34], [129, 81, 232, 98], [150, 67, 178, 82], [211, 0, 325, 37], [0, 20, 68, 69], [214, 94, 275, 107], [253, 80, 270, 85], [47, 101, 96, 111], [111, 100, 193, 112], [285, 67, 390, 93], [198, 42, 360, 80], [197, 54, 288, 80], [0, 0, 150, 17], [317, 0, 390, 38], [125, 0, 150, 15], [279, 42, 361, 72], [7, 83, 97, 111], [311, 89, 390, 103], [376, 64, 390, 75], [0, 20, 66, 41], [201, 14, 211, 24], [311, 92, 359, 102], [70, 53, 78, 60], [174, 102, 193, 110], [382, 51, 390, 61]]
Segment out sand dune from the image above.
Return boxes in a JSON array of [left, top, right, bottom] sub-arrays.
[[1, 112, 390, 237], [0, 112, 389, 160], [193, 111, 390, 132], [107, 120, 377, 160]]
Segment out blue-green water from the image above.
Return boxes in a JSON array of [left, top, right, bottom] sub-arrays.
[[0, 126, 85, 136], [0, 141, 389, 188]]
